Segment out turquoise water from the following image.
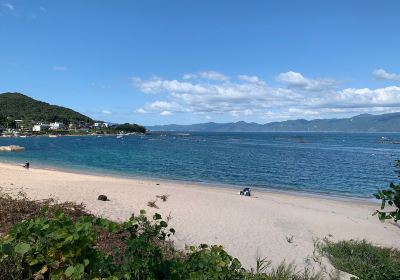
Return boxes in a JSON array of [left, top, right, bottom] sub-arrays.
[[0, 132, 399, 198]]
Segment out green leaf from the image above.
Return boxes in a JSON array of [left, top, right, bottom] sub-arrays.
[[75, 264, 85, 276], [160, 221, 168, 227], [65, 266, 75, 277], [378, 212, 387, 222], [14, 242, 30, 255], [380, 198, 386, 210], [0, 243, 13, 255], [153, 213, 162, 220]]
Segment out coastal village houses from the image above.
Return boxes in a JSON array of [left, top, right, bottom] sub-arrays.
[[49, 122, 65, 130], [32, 123, 50, 132], [93, 122, 109, 128]]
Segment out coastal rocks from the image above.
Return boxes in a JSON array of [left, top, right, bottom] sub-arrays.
[[0, 145, 25, 152], [97, 195, 108, 201]]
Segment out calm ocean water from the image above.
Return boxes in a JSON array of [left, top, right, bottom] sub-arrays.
[[0, 132, 399, 198]]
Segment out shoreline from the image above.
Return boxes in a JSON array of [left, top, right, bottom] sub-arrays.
[[0, 161, 398, 270], [0, 158, 378, 203]]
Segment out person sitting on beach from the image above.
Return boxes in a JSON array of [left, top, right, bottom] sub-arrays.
[[23, 161, 30, 169]]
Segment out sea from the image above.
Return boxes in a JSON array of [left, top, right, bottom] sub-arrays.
[[0, 132, 399, 199]]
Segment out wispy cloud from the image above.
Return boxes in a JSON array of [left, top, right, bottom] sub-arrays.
[[2, 2, 15, 11], [160, 110, 172, 116], [39, 6, 46, 13], [52, 66, 68, 72], [102, 110, 112, 115], [373, 69, 400, 82], [183, 71, 230, 82], [238, 75, 263, 84], [137, 108, 147, 113], [132, 70, 400, 121]]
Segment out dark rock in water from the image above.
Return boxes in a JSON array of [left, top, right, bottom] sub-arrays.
[[98, 195, 108, 201]]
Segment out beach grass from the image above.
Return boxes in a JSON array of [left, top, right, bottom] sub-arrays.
[[321, 239, 400, 279]]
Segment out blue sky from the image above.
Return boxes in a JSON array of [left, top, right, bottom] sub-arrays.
[[1, 0, 400, 125]]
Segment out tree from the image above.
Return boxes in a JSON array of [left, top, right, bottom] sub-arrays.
[[373, 160, 400, 222]]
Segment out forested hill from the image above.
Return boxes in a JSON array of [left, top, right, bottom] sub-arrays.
[[0, 92, 93, 124], [147, 112, 400, 132]]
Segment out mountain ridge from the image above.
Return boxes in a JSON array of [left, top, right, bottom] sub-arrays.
[[147, 112, 400, 132]]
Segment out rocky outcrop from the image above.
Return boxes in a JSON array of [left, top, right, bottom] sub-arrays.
[[0, 145, 25, 152]]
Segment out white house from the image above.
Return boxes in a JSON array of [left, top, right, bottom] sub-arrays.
[[33, 123, 50, 132], [93, 122, 109, 128], [49, 122, 65, 130]]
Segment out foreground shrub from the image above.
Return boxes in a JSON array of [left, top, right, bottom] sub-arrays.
[[373, 160, 400, 222], [321, 239, 400, 280], [0, 211, 117, 279], [115, 210, 176, 279], [171, 244, 244, 279]]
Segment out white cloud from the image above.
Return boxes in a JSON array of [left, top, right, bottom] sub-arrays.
[[2, 2, 15, 11], [238, 75, 263, 84], [183, 71, 229, 81], [276, 71, 337, 91], [102, 110, 112, 115], [52, 66, 68, 72], [160, 111, 172, 116], [133, 71, 400, 121], [137, 108, 147, 113], [335, 86, 400, 107], [373, 69, 400, 82]]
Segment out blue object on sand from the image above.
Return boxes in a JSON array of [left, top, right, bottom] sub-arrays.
[[240, 187, 251, 196]]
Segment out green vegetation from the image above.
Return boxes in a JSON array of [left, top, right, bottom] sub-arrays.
[[0, 189, 331, 280], [373, 160, 400, 222], [0, 92, 93, 126], [93, 124, 146, 135], [0, 92, 147, 134], [321, 240, 400, 280], [114, 123, 146, 134]]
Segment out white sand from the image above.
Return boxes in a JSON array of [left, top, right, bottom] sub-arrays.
[[1, 162, 399, 272]]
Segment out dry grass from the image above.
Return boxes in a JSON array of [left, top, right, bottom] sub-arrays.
[[285, 235, 294, 244], [0, 187, 89, 236], [147, 200, 159, 209], [156, 194, 169, 202]]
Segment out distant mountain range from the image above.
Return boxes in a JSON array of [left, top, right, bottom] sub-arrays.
[[0, 92, 93, 124], [147, 112, 400, 132]]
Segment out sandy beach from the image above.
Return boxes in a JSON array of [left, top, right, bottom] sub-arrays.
[[0, 162, 399, 271]]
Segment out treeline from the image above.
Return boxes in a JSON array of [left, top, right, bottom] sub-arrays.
[[114, 123, 146, 133], [0, 92, 93, 125]]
